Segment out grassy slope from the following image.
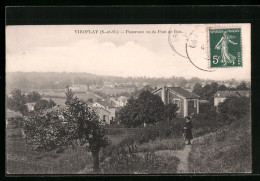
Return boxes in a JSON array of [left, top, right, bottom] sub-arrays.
[[6, 127, 93, 174], [188, 115, 251, 173]]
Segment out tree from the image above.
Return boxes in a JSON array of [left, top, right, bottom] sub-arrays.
[[34, 99, 56, 112], [63, 98, 109, 172], [65, 86, 74, 104], [23, 97, 109, 173], [208, 82, 219, 105], [178, 77, 187, 87], [6, 89, 28, 115], [192, 83, 203, 97], [218, 84, 228, 91], [218, 96, 250, 122], [236, 81, 249, 90], [117, 96, 140, 127], [87, 98, 94, 103], [23, 111, 66, 151], [48, 99, 56, 108], [164, 103, 178, 121], [201, 84, 212, 100], [118, 91, 165, 127], [26, 91, 41, 103]]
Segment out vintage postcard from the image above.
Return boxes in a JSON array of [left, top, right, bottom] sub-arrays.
[[6, 24, 251, 174]]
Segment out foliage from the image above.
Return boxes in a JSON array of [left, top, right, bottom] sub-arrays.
[[63, 97, 110, 172], [136, 119, 184, 144], [193, 83, 220, 104], [34, 99, 56, 112], [6, 89, 28, 115], [65, 86, 74, 104], [188, 114, 251, 173], [48, 99, 57, 107], [118, 91, 165, 127], [87, 98, 94, 103], [192, 83, 203, 97], [218, 84, 228, 91], [236, 81, 250, 90], [130, 85, 154, 98], [192, 110, 221, 137], [23, 111, 67, 151], [26, 91, 41, 103], [192, 81, 250, 105], [101, 141, 180, 174], [164, 103, 178, 121], [218, 96, 250, 122], [8, 116, 25, 128], [199, 102, 214, 114], [22, 92, 110, 172]]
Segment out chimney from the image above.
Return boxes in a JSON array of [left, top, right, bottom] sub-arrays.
[[162, 86, 167, 104]]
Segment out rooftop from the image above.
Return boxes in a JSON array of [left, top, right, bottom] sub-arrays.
[[153, 86, 200, 99], [118, 96, 128, 102], [95, 100, 114, 108], [92, 106, 110, 113], [214, 91, 250, 98]]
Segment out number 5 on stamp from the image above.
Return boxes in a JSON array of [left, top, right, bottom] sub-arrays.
[[209, 28, 242, 68]]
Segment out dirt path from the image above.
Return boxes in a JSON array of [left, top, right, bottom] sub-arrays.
[[155, 144, 191, 173], [155, 137, 202, 173], [78, 137, 204, 174]]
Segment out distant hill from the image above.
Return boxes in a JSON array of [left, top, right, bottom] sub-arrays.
[[6, 72, 248, 94]]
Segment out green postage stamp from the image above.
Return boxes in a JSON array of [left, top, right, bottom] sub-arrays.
[[209, 28, 242, 68]]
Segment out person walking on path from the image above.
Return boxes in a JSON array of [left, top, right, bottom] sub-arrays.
[[183, 116, 193, 145]]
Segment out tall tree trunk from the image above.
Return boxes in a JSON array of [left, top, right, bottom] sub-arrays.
[[92, 151, 100, 173]]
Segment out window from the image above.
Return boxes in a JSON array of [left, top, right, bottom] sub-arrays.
[[173, 99, 180, 107], [173, 99, 181, 113], [103, 115, 106, 121]]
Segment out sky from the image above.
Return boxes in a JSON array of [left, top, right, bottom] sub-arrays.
[[6, 24, 251, 81]]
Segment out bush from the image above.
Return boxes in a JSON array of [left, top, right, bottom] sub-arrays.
[[199, 102, 213, 114], [8, 116, 25, 128], [136, 119, 184, 144], [218, 96, 250, 122], [101, 142, 180, 174], [26, 91, 41, 103], [192, 110, 222, 137], [105, 128, 124, 135], [192, 96, 250, 138], [6, 89, 28, 115], [34, 99, 56, 112], [188, 114, 251, 173]]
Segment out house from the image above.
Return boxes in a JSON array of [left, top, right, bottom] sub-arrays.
[[117, 96, 128, 107], [25, 102, 36, 111], [92, 100, 116, 124], [213, 91, 250, 106], [109, 96, 128, 107], [152, 86, 200, 118], [92, 100, 112, 109], [89, 85, 101, 90], [92, 107, 111, 124], [69, 84, 88, 92], [103, 81, 115, 88]]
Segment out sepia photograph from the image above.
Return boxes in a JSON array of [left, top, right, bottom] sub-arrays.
[[5, 24, 251, 174]]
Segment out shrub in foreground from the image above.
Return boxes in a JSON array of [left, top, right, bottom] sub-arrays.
[[136, 119, 184, 144], [218, 96, 250, 122]]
